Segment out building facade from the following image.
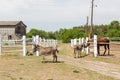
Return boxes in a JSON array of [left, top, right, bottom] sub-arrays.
[[0, 21, 27, 40]]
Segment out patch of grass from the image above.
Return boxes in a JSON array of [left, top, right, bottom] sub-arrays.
[[19, 63, 24, 65], [47, 79, 53, 80], [59, 43, 73, 56], [2, 73, 16, 80], [3, 54, 18, 57], [73, 70, 79, 73], [19, 77, 23, 80], [4, 43, 8, 45]]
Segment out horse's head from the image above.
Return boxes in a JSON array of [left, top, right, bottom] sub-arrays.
[[73, 44, 83, 50]]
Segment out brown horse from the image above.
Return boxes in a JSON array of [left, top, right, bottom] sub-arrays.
[[33, 45, 59, 62], [85, 38, 110, 56]]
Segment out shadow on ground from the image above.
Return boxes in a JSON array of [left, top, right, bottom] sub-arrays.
[[41, 61, 64, 63]]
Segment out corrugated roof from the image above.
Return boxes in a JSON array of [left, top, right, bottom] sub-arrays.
[[0, 21, 21, 25]]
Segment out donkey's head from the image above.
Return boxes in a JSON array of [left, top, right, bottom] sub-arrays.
[[83, 40, 92, 48], [33, 44, 40, 52]]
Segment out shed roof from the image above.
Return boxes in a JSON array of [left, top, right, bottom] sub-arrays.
[[0, 21, 21, 26], [0, 21, 27, 27]]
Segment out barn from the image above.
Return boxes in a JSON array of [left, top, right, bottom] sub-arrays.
[[0, 21, 27, 40]]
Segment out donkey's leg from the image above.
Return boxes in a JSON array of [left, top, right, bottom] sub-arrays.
[[74, 49, 76, 58], [78, 51, 80, 58], [53, 55, 57, 62], [42, 56, 45, 63], [80, 51, 82, 58], [54, 50, 58, 62], [55, 55, 57, 62], [53, 56, 55, 62]]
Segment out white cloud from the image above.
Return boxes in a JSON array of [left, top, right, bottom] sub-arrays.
[[0, 0, 120, 31]]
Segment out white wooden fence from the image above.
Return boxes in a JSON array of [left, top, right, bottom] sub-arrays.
[[0, 35, 58, 56], [71, 35, 98, 57]]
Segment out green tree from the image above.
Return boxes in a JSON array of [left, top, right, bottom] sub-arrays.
[[47, 32, 56, 39], [107, 29, 120, 37], [109, 20, 120, 29], [26, 28, 40, 38], [26, 28, 47, 38], [59, 28, 86, 43]]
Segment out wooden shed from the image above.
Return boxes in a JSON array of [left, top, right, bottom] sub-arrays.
[[0, 21, 27, 40]]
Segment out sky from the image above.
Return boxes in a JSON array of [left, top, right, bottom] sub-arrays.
[[0, 0, 120, 32]]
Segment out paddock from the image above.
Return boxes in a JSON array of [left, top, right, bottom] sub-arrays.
[[0, 39, 120, 80]]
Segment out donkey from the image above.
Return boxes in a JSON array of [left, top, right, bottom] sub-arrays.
[[33, 45, 59, 62], [73, 44, 83, 58]]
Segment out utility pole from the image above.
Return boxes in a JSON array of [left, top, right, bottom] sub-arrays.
[[86, 16, 89, 36], [90, 0, 94, 38]]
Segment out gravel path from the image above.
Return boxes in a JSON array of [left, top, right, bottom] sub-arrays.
[[58, 55, 120, 80]]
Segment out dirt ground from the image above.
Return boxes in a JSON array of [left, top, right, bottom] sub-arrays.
[[57, 43, 120, 80], [90, 43, 120, 58], [57, 55, 120, 80], [0, 56, 117, 80], [107, 44, 120, 57], [0, 43, 120, 80]]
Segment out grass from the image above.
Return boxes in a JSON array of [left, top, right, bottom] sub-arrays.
[[0, 43, 119, 80], [73, 70, 80, 73], [0, 54, 117, 80]]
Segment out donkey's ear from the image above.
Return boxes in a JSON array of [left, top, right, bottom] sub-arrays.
[[33, 44, 36, 46], [33, 44, 38, 48], [36, 45, 39, 47]]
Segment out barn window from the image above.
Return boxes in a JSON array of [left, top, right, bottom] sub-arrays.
[[8, 35, 12, 40]]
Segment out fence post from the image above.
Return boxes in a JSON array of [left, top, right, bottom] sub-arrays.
[[94, 35, 98, 57], [23, 35, 26, 56], [39, 37, 42, 46], [32, 36, 36, 49], [71, 39, 73, 47], [32, 36, 36, 44], [86, 37, 89, 54], [79, 38, 82, 45], [82, 38, 84, 52], [74, 39, 77, 45], [55, 40, 57, 47], [36, 35, 39, 56], [0, 34, 1, 55]]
